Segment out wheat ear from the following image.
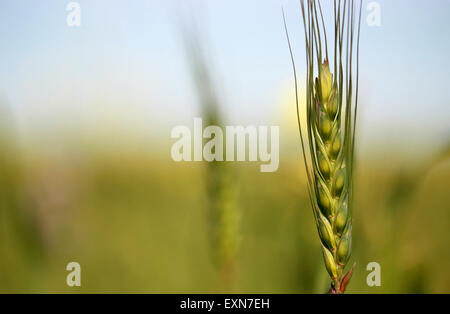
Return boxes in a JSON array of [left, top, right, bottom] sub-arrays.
[[182, 26, 240, 290], [284, 0, 362, 293]]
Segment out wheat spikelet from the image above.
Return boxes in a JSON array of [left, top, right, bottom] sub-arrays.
[[284, 0, 362, 293]]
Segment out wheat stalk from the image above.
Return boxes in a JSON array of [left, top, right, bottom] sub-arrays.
[[284, 0, 362, 293]]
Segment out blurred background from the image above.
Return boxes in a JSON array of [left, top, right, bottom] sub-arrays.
[[0, 0, 449, 293]]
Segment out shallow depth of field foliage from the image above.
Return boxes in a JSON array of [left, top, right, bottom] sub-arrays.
[[0, 133, 448, 293]]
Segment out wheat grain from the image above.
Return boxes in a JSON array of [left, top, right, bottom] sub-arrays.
[[284, 0, 362, 293]]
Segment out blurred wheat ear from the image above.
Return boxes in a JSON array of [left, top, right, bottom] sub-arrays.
[[284, 0, 362, 293], [181, 23, 240, 291]]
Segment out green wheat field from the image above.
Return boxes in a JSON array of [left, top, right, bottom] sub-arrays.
[[0, 136, 448, 293]]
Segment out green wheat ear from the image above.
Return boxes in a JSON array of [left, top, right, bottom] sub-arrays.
[[284, 0, 362, 293], [181, 24, 240, 291]]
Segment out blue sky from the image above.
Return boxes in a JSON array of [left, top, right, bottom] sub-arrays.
[[0, 0, 448, 153]]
